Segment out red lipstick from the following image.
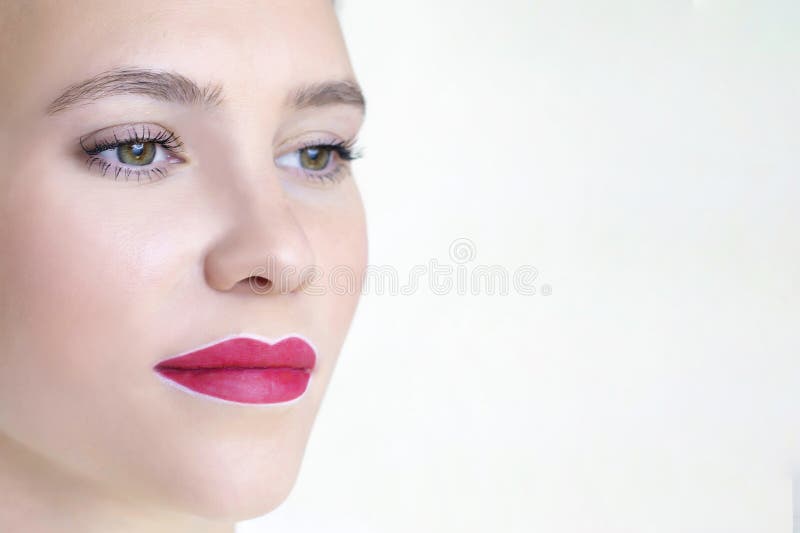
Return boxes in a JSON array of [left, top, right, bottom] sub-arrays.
[[153, 335, 316, 404]]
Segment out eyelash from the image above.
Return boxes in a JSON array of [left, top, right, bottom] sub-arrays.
[[289, 138, 361, 184], [80, 124, 184, 183], [79, 125, 362, 185]]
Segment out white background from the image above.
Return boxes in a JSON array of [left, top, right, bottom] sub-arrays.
[[240, 1, 799, 531]]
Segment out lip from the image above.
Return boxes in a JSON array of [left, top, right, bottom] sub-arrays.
[[153, 334, 316, 405]]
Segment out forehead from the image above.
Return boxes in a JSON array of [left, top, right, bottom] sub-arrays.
[[2, 0, 353, 109]]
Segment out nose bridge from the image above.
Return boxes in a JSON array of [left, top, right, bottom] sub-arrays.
[[203, 181, 316, 295]]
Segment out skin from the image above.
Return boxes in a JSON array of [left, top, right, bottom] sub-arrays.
[[0, 1, 367, 531]]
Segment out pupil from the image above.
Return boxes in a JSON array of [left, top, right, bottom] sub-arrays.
[[131, 143, 144, 156]]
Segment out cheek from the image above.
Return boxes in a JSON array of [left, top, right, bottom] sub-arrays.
[[304, 186, 368, 315], [0, 176, 180, 417], [0, 174, 207, 492], [1, 185, 163, 337]]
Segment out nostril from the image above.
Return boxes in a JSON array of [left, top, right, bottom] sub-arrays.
[[246, 275, 272, 294]]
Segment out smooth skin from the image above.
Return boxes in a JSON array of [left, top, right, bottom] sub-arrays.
[[0, 1, 367, 532]]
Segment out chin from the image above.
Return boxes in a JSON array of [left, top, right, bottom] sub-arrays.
[[188, 472, 300, 523], [116, 429, 311, 523], [163, 457, 303, 522]]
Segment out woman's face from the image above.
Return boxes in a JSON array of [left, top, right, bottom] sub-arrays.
[[0, 0, 366, 525]]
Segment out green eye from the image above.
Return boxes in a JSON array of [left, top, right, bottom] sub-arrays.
[[118, 142, 156, 166], [299, 147, 331, 171], [274, 140, 359, 185]]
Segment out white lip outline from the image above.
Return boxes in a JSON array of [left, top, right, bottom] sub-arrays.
[[152, 331, 318, 407]]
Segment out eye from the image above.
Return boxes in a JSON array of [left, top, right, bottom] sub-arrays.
[[299, 147, 331, 171], [275, 140, 360, 184], [80, 124, 186, 183], [118, 142, 156, 165]]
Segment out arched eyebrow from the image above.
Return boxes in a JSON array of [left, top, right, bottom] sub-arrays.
[[44, 66, 366, 115], [289, 80, 365, 112]]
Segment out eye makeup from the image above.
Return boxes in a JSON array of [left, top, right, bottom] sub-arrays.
[[77, 122, 363, 185], [79, 123, 186, 183], [274, 136, 361, 184]]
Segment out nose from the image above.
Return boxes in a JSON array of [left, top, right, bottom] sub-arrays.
[[203, 194, 316, 296]]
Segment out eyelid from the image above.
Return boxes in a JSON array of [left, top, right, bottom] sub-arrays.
[[79, 122, 185, 154], [273, 136, 360, 186], [77, 124, 361, 185], [78, 123, 186, 183]]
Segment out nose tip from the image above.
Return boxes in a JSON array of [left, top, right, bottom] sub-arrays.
[[203, 202, 316, 296]]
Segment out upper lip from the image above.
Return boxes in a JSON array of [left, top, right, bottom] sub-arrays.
[[153, 334, 317, 371]]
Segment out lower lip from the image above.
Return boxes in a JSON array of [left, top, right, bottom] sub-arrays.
[[154, 367, 311, 404]]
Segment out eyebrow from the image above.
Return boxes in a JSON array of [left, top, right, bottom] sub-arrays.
[[44, 66, 366, 115]]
